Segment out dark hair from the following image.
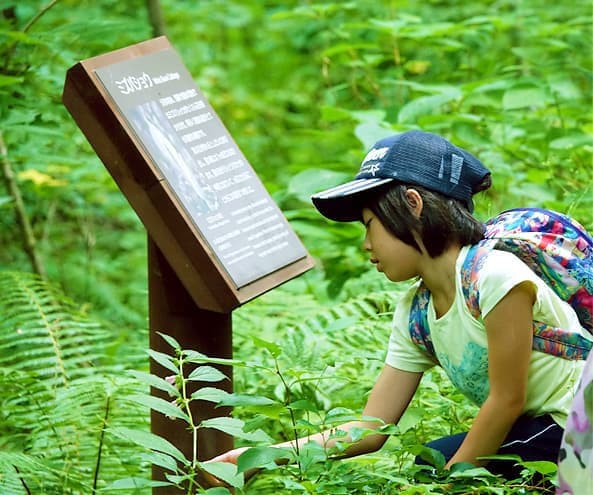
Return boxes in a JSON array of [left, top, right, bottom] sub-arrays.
[[365, 176, 491, 258]]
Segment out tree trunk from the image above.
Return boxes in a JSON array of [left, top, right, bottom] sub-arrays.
[[147, 0, 166, 37]]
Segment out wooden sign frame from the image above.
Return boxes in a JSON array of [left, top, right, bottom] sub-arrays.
[[62, 36, 314, 314]]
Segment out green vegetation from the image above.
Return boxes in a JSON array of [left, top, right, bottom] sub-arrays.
[[0, 0, 591, 493]]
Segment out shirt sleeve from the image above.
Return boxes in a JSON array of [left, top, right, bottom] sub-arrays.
[[477, 249, 540, 319], [385, 283, 438, 373], [477, 249, 587, 335]]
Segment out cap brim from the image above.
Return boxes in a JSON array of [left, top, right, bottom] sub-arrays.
[[311, 177, 394, 222]]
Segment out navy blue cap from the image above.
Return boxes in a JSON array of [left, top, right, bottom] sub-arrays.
[[311, 130, 491, 222]]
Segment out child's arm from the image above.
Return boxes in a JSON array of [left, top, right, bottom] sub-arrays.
[[207, 365, 422, 464], [445, 281, 536, 468]]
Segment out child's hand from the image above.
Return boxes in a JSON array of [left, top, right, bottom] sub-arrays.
[[202, 446, 258, 489], [207, 446, 249, 466]]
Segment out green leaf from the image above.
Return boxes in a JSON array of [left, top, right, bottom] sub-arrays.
[[549, 133, 593, 150], [187, 365, 228, 383], [191, 386, 231, 403], [398, 93, 457, 124], [105, 477, 171, 489], [218, 393, 277, 408], [0, 74, 24, 88], [198, 461, 244, 489], [502, 84, 548, 109], [203, 488, 234, 495], [126, 394, 190, 422], [350, 109, 387, 124], [409, 445, 446, 470], [518, 460, 558, 475], [448, 462, 493, 477], [140, 451, 179, 473], [183, 350, 245, 367], [324, 407, 359, 424], [158, 332, 181, 351], [147, 349, 179, 374], [200, 417, 273, 442], [354, 121, 395, 150], [288, 399, 318, 412], [128, 370, 179, 397], [288, 169, 352, 203], [0, 196, 14, 208], [164, 473, 191, 485], [478, 453, 522, 462], [319, 105, 352, 122], [109, 427, 189, 465], [236, 446, 293, 473], [397, 406, 424, 433], [251, 336, 282, 358]]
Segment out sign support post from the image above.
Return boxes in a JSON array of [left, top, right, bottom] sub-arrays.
[[148, 237, 233, 487]]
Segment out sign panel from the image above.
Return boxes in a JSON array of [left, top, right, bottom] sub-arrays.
[[93, 49, 307, 289], [62, 37, 314, 311]]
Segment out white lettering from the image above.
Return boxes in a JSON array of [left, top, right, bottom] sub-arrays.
[[361, 146, 389, 166]]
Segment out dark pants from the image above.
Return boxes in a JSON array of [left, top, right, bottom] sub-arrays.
[[417, 414, 563, 479]]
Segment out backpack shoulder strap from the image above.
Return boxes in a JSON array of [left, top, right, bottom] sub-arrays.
[[409, 283, 439, 365], [460, 242, 495, 320]]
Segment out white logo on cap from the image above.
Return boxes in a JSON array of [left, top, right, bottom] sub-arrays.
[[368, 163, 380, 176], [361, 146, 389, 167]]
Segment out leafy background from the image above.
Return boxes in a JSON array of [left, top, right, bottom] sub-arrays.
[[0, 0, 591, 493]]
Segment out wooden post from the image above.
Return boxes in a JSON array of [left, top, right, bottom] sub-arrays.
[[148, 237, 233, 491]]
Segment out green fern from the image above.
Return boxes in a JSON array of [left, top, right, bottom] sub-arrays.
[[0, 272, 150, 494]]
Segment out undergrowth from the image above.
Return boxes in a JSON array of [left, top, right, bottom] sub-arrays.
[[0, 271, 557, 493]]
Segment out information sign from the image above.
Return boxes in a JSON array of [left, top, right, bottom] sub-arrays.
[[62, 37, 314, 311]]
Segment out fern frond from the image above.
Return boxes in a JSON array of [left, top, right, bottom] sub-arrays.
[[0, 450, 46, 495], [0, 272, 151, 493], [0, 271, 114, 387]]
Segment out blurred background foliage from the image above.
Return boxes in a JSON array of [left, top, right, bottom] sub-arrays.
[[0, 0, 591, 492], [1, 0, 591, 323]]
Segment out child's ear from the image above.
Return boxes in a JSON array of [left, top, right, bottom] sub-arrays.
[[405, 188, 423, 217]]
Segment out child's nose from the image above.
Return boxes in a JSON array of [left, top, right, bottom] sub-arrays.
[[362, 233, 371, 251]]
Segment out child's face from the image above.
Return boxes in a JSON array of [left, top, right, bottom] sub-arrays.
[[361, 208, 421, 282]]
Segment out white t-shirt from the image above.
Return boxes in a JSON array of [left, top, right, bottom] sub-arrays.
[[385, 245, 591, 427]]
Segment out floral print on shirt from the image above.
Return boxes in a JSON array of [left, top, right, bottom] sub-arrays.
[[439, 341, 490, 406]]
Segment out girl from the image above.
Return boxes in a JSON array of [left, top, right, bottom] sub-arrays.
[[208, 130, 590, 479]]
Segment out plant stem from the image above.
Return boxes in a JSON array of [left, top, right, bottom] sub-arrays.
[[92, 395, 111, 494], [22, 0, 62, 33], [178, 356, 199, 494], [13, 465, 32, 495], [0, 132, 46, 278], [274, 359, 303, 478]]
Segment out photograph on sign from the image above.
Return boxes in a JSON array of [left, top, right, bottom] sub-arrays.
[[94, 48, 307, 288]]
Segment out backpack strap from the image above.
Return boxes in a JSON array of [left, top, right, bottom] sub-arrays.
[[409, 284, 439, 365], [460, 242, 494, 319]]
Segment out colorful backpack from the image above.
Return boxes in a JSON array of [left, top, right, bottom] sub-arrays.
[[409, 207, 593, 365]]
